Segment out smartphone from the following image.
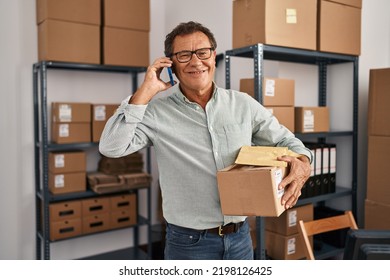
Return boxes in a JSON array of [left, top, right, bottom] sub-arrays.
[[167, 67, 175, 86]]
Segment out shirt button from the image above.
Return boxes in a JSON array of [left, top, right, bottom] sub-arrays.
[[210, 126, 213, 131]]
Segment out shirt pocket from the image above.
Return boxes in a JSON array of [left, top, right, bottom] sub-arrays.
[[222, 122, 252, 154]]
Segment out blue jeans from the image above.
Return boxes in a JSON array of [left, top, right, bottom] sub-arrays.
[[164, 220, 254, 260]]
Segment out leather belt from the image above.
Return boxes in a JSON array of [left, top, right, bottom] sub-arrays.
[[207, 221, 245, 237]]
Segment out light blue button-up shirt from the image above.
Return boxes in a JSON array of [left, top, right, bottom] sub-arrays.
[[99, 84, 312, 230]]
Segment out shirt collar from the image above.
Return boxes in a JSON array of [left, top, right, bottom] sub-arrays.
[[174, 82, 219, 105]]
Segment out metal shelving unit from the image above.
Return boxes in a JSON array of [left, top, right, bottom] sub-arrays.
[[225, 44, 359, 260], [33, 61, 151, 260]]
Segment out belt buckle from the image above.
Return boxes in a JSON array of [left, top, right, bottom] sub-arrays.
[[218, 225, 224, 237]]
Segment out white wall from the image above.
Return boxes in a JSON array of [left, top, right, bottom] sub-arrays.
[[0, 0, 389, 259]]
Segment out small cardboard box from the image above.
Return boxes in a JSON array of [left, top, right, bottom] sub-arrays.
[[110, 209, 138, 229], [82, 213, 110, 234], [104, 0, 150, 31], [49, 200, 82, 222], [52, 102, 91, 123], [367, 136, 390, 205], [38, 19, 100, 64], [368, 68, 390, 137], [103, 27, 149, 67], [49, 172, 86, 194], [82, 197, 110, 216], [265, 203, 313, 235], [266, 106, 295, 132], [233, 0, 317, 50], [295, 107, 329, 133], [49, 151, 86, 174], [364, 199, 390, 230], [50, 218, 82, 241], [318, 0, 361, 56], [36, 0, 101, 25], [265, 230, 308, 260], [92, 104, 118, 142], [240, 78, 295, 106], [217, 165, 287, 217], [110, 193, 137, 212], [51, 123, 91, 143]]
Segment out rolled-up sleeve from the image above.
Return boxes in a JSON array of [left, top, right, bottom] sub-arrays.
[[99, 96, 153, 158]]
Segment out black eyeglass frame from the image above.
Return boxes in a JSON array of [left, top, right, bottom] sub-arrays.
[[170, 47, 215, 63]]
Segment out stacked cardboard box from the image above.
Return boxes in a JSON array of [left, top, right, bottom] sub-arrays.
[[295, 106, 329, 133], [240, 78, 295, 132], [232, 0, 361, 56], [318, 0, 362, 56], [103, 0, 150, 67], [48, 151, 87, 195], [365, 68, 390, 230], [263, 204, 314, 260], [49, 193, 137, 241], [36, 0, 101, 64], [51, 102, 92, 143], [49, 200, 82, 240], [91, 104, 119, 142], [233, 0, 317, 50]]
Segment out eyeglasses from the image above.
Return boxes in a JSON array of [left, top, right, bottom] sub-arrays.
[[172, 47, 215, 63]]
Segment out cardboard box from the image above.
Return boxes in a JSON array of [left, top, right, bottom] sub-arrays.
[[36, 0, 101, 25], [217, 164, 287, 217], [233, 0, 317, 50], [295, 107, 329, 133], [49, 200, 82, 221], [50, 218, 82, 241], [266, 107, 295, 132], [240, 78, 295, 106], [49, 151, 86, 174], [82, 197, 110, 216], [52, 102, 91, 123], [38, 19, 100, 64], [49, 172, 86, 194], [104, 0, 150, 31], [103, 27, 149, 67], [52, 123, 91, 143], [365, 199, 390, 230], [92, 104, 118, 142], [265, 203, 313, 235], [329, 0, 362, 9], [368, 68, 390, 137], [265, 230, 307, 260], [82, 213, 110, 234], [367, 136, 390, 205], [110, 194, 137, 212], [318, 0, 361, 56], [110, 209, 138, 229]]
